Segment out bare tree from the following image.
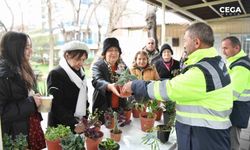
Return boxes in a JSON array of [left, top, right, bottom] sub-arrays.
[[106, 0, 129, 36], [3, 0, 14, 31], [47, 0, 54, 71], [145, 4, 158, 47]]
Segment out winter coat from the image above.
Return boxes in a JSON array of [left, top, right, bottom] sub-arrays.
[[130, 65, 160, 81], [47, 66, 89, 131], [154, 58, 180, 80], [0, 59, 37, 138], [91, 58, 126, 123]]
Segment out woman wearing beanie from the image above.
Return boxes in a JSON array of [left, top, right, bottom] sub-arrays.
[[47, 41, 89, 132], [92, 37, 127, 123], [155, 43, 180, 80]]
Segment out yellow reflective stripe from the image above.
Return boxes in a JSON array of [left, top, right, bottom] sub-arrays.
[[176, 104, 231, 118], [176, 114, 231, 129], [177, 111, 229, 121]]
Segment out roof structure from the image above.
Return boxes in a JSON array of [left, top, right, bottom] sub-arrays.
[[144, 0, 250, 22]]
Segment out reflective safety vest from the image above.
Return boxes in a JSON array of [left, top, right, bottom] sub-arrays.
[[228, 50, 250, 128], [147, 48, 233, 129], [229, 52, 250, 102]]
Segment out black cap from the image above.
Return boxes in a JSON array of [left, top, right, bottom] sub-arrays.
[[160, 43, 173, 55], [102, 37, 121, 55]]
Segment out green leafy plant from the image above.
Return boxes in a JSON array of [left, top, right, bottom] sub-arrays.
[[99, 138, 119, 150], [141, 132, 160, 150], [163, 101, 176, 115], [60, 133, 85, 150], [115, 68, 137, 86], [3, 133, 28, 150], [45, 124, 72, 141], [148, 100, 162, 112]]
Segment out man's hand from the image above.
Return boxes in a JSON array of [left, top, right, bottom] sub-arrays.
[[122, 81, 133, 94]]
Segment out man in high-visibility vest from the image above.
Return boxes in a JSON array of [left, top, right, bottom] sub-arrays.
[[221, 36, 250, 150], [123, 22, 233, 150]]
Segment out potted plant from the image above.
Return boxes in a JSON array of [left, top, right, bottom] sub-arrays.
[[140, 107, 156, 132], [156, 115, 175, 143], [148, 100, 163, 121], [3, 133, 28, 150], [45, 124, 72, 150], [98, 138, 120, 150], [60, 133, 85, 150], [110, 112, 122, 142], [123, 98, 133, 121], [132, 101, 145, 118], [162, 101, 176, 124], [104, 108, 115, 129], [115, 68, 137, 97], [37, 81, 54, 112], [78, 113, 103, 150]]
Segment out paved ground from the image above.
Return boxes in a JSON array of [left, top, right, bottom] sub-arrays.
[[240, 120, 250, 150]]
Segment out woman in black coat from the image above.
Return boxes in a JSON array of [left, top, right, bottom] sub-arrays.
[[155, 43, 180, 80], [0, 31, 44, 148], [92, 37, 126, 123], [47, 41, 89, 132]]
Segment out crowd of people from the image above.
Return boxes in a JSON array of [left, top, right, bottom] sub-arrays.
[[0, 22, 249, 150]]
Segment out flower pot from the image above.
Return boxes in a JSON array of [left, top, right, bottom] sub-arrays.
[[140, 112, 156, 132], [153, 109, 163, 121], [46, 139, 62, 150], [104, 116, 115, 129], [110, 129, 122, 142], [38, 95, 53, 112], [132, 108, 141, 118], [118, 85, 131, 97], [124, 110, 132, 121], [156, 125, 171, 143], [85, 131, 103, 150]]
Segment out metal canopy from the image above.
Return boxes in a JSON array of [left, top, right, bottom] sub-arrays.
[[145, 0, 250, 22]]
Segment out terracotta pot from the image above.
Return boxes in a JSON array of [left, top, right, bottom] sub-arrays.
[[124, 110, 132, 121], [86, 131, 103, 150], [110, 129, 122, 142], [140, 112, 156, 132], [153, 109, 163, 121], [132, 108, 141, 118], [46, 139, 61, 150], [105, 117, 115, 129]]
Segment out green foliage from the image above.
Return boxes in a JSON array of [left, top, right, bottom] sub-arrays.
[[148, 100, 162, 112], [141, 132, 160, 150], [115, 68, 137, 86], [163, 101, 176, 115], [61, 133, 85, 150], [99, 138, 119, 150], [37, 80, 49, 96], [3, 133, 28, 150], [45, 125, 72, 141]]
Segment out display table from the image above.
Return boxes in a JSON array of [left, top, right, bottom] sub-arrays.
[[100, 117, 177, 150]]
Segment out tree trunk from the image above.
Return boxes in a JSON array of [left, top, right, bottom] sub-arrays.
[[145, 5, 158, 47], [47, 0, 54, 71]]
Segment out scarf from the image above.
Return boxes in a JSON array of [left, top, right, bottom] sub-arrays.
[[59, 57, 87, 118]]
